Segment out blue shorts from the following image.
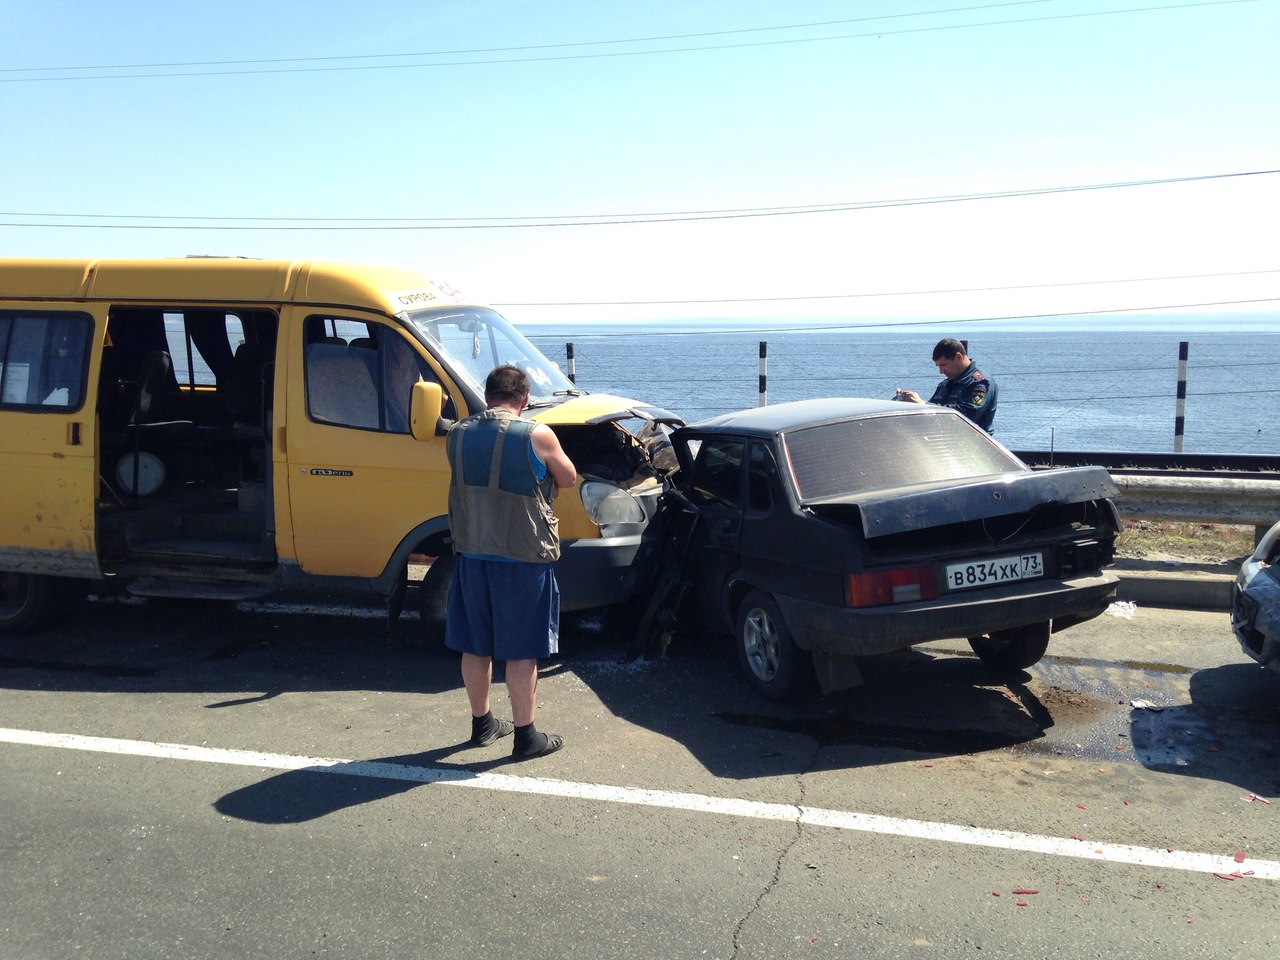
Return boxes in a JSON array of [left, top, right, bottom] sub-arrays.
[[444, 556, 560, 660]]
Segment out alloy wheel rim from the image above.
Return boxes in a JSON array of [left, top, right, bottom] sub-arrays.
[[744, 608, 780, 681]]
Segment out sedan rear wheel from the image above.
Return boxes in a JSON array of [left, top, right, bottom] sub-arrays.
[[968, 621, 1052, 671], [736, 590, 809, 701]]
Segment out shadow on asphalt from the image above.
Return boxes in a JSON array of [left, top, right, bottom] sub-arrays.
[[3, 595, 1276, 803], [1130, 662, 1280, 797], [213, 745, 513, 824]]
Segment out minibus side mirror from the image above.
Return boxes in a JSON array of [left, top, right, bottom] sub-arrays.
[[410, 381, 446, 440]]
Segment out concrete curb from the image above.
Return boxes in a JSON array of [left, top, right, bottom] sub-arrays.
[[1112, 561, 1236, 613]]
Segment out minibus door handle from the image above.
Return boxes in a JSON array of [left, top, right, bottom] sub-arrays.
[[67, 422, 82, 446]]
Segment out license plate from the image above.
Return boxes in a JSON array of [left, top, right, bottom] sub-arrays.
[[945, 552, 1044, 591]]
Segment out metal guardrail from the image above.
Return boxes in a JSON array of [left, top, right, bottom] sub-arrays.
[[1012, 450, 1280, 477], [1106, 475, 1280, 526], [1012, 450, 1280, 531]]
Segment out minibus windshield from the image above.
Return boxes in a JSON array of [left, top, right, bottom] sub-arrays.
[[406, 306, 576, 404]]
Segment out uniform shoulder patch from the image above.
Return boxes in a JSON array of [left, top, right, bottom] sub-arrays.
[[971, 388, 987, 406]]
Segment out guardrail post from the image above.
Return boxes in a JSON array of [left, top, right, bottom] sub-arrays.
[[1174, 341, 1188, 452], [758, 341, 767, 407]]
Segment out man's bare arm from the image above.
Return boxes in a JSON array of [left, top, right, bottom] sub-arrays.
[[532, 423, 577, 489]]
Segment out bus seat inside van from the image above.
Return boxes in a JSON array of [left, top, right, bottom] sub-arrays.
[[225, 341, 274, 430], [305, 341, 379, 429]]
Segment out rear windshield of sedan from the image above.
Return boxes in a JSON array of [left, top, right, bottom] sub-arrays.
[[783, 413, 1023, 500]]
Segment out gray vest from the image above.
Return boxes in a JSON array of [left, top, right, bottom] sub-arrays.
[[446, 407, 560, 563]]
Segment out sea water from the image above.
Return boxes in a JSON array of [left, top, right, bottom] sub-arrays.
[[524, 316, 1277, 455]]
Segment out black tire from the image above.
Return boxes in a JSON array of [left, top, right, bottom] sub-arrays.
[[968, 621, 1052, 671], [735, 590, 810, 701], [0, 572, 58, 635], [418, 553, 457, 644]]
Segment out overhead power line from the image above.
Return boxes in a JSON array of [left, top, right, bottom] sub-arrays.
[[496, 269, 1279, 308], [523, 298, 1280, 338], [0, 2, 1060, 73], [0, 0, 1257, 82], [3, 169, 1275, 230]]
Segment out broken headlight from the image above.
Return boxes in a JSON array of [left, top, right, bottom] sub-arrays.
[[580, 480, 645, 525]]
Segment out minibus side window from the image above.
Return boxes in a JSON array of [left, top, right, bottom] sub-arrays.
[[304, 316, 454, 432], [0, 312, 92, 410]]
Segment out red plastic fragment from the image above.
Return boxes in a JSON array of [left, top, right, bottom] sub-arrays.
[[1076, 804, 1086, 810], [1016, 902, 1028, 907], [1070, 835, 1084, 841], [992, 892, 1001, 897], [1011, 889, 1039, 896], [1234, 851, 1247, 863]]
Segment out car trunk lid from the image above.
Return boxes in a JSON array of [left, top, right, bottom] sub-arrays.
[[805, 466, 1118, 539]]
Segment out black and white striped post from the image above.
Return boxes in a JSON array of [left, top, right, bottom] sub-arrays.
[[565, 342, 576, 385], [1174, 341, 1188, 452], [758, 341, 768, 407]]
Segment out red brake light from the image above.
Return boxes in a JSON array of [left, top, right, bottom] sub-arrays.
[[844, 564, 939, 608]]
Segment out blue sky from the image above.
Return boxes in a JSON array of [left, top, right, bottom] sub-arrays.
[[2, 0, 1276, 325]]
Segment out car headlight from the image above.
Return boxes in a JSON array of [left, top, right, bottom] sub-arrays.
[[580, 480, 645, 525]]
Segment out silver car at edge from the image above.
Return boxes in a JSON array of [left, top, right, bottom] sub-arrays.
[[1231, 518, 1280, 675]]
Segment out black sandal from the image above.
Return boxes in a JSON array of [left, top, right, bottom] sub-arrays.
[[471, 715, 515, 747], [511, 732, 564, 760]]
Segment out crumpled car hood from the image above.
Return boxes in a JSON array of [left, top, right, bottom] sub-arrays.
[[529, 393, 683, 427], [805, 465, 1119, 538]]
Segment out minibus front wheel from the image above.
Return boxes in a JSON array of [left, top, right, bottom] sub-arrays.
[[0, 572, 58, 635], [418, 553, 456, 644]]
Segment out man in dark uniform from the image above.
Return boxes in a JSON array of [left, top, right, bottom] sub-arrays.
[[444, 365, 577, 760], [895, 338, 998, 432]]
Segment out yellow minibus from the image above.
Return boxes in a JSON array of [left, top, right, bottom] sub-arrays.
[[0, 258, 679, 636]]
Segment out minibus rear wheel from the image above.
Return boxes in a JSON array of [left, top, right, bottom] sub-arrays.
[[0, 572, 57, 635]]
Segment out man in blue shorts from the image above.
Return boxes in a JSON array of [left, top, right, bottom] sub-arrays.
[[444, 365, 578, 760], [895, 338, 998, 432]]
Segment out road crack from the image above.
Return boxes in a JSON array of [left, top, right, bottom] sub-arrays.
[[728, 748, 816, 958]]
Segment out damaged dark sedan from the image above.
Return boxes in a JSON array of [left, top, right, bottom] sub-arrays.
[[661, 399, 1122, 700]]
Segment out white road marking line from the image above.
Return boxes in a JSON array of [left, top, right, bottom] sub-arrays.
[[2, 725, 1273, 880]]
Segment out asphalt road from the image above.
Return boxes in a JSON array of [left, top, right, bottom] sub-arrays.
[[1, 592, 1277, 960]]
